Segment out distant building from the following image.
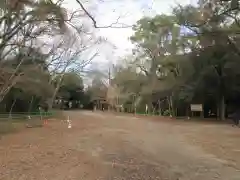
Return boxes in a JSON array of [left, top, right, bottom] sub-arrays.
[[90, 85, 109, 110]]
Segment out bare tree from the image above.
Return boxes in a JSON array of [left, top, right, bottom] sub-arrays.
[[46, 31, 99, 109]]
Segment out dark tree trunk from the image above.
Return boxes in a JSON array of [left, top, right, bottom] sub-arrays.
[[219, 94, 225, 121]]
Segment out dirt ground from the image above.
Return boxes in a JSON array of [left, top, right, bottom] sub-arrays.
[[1, 111, 240, 180]]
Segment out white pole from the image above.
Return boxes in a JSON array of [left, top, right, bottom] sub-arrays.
[[67, 116, 72, 129], [39, 107, 42, 121]]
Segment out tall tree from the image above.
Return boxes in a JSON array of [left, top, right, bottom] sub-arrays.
[[173, 1, 240, 120], [130, 14, 186, 114]]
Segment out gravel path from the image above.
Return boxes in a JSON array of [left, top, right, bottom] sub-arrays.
[[1, 111, 240, 180]]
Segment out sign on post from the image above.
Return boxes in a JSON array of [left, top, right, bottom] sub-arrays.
[[190, 104, 203, 112]]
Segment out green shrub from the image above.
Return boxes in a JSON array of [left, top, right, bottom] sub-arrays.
[[163, 109, 170, 116]]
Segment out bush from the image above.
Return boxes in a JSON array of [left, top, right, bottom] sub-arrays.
[[163, 109, 170, 116]]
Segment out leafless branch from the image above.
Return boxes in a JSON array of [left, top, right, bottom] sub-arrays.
[[75, 0, 132, 28]]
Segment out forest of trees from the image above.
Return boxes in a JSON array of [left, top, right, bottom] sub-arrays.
[[107, 0, 240, 120], [0, 0, 100, 114], [0, 0, 239, 122]]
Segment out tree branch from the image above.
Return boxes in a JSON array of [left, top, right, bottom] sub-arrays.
[[75, 0, 132, 28]]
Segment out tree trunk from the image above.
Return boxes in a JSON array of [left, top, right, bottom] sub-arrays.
[[49, 74, 65, 109], [8, 98, 17, 119], [152, 106, 156, 115], [28, 96, 34, 116], [147, 101, 153, 115], [146, 94, 153, 114], [0, 74, 22, 103], [158, 100, 162, 116], [170, 94, 175, 117], [218, 75, 225, 121], [219, 94, 225, 121], [167, 96, 172, 117], [216, 65, 225, 121], [186, 105, 190, 119]]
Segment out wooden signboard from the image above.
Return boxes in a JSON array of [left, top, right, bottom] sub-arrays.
[[190, 104, 203, 112]]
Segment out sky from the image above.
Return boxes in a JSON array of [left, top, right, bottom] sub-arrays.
[[94, 0, 197, 61], [96, 0, 196, 57], [64, 0, 197, 80]]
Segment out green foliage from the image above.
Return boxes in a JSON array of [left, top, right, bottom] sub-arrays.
[[163, 109, 171, 116], [113, 1, 240, 119], [0, 0, 73, 114], [0, 47, 53, 112], [57, 72, 84, 100], [52, 72, 89, 109]]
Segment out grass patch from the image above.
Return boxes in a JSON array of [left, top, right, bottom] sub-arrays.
[[0, 120, 25, 135], [0, 118, 43, 135], [0, 121, 16, 134], [0, 110, 64, 136]]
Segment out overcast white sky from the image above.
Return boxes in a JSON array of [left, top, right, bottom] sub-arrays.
[[64, 0, 197, 75], [96, 0, 196, 56]]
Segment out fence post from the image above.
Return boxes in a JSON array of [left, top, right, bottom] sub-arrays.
[[39, 107, 42, 121]]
